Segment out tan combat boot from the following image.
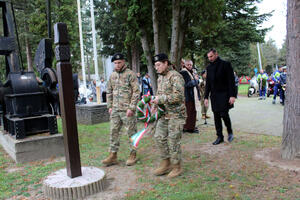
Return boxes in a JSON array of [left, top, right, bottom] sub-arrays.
[[167, 163, 183, 178], [205, 114, 210, 119], [126, 151, 137, 166], [102, 152, 118, 166], [153, 158, 171, 176]]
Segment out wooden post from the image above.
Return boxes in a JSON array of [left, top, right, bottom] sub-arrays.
[[96, 86, 101, 104], [54, 23, 82, 178]]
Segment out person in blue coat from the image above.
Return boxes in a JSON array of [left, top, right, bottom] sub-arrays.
[[272, 66, 283, 104], [142, 73, 153, 95]]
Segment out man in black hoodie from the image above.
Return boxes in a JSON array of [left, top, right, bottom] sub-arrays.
[[204, 49, 235, 145]]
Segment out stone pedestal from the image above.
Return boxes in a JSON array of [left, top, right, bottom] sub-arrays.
[[43, 167, 106, 200], [0, 131, 64, 163], [76, 103, 109, 125]]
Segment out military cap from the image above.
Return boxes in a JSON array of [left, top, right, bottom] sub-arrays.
[[111, 53, 125, 62], [153, 53, 168, 64], [201, 70, 206, 75]]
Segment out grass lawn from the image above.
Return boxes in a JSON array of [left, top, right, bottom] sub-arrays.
[[0, 120, 299, 199], [238, 84, 249, 96]]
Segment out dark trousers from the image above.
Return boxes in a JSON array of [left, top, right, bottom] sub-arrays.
[[259, 86, 266, 97], [184, 101, 196, 131], [213, 111, 232, 138], [102, 92, 107, 103], [273, 83, 283, 101]]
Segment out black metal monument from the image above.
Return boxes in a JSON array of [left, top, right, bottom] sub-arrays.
[[0, 1, 58, 139]]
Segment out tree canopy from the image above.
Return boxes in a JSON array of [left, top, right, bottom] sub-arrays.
[[0, 0, 277, 83], [95, 0, 271, 77], [0, 0, 80, 78]]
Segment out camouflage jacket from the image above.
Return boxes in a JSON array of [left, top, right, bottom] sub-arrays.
[[107, 66, 140, 112], [156, 66, 186, 119]]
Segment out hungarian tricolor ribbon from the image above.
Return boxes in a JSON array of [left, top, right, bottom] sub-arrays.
[[130, 92, 165, 148]]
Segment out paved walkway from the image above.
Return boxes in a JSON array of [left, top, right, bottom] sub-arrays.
[[198, 96, 284, 136]]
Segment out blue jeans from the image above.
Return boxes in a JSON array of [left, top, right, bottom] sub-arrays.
[[273, 83, 283, 101], [259, 87, 266, 97]]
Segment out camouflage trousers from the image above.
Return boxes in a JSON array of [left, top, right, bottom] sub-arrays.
[[109, 110, 137, 153], [201, 98, 208, 115], [154, 117, 184, 164]]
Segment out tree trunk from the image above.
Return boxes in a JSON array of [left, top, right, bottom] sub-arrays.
[[160, 18, 169, 54], [178, 29, 185, 68], [152, 0, 169, 54], [131, 41, 140, 73], [170, 0, 181, 70], [177, 2, 188, 71], [127, 48, 132, 70], [281, 0, 300, 160], [140, 27, 157, 94], [152, 0, 160, 54]]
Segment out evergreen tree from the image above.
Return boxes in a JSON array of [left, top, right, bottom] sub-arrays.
[[277, 39, 286, 66], [261, 38, 278, 70], [10, 0, 81, 73], [94, 0, 270, 77]]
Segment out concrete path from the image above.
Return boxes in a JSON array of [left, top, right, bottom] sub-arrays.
[[198, 96, 284, 136]]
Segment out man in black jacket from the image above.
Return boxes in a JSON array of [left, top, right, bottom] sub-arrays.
[[180, 60, 200, 133], [204, 49, 235, 145]]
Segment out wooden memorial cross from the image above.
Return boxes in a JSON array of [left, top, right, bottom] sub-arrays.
[[54, 23, 82, 178]]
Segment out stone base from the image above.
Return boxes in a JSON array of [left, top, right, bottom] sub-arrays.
[[43, 167, 106, 200], [0, 131, 64, 163], [76, 103, 109, 125]]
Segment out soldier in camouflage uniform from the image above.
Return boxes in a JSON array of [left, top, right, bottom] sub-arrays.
[[102, 53, 140, 166], [151, 53, 186, 178]]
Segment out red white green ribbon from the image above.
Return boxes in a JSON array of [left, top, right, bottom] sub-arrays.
[[131, 92, 165, 148]]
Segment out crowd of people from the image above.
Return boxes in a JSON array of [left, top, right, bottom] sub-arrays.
[[89, 77, 107, 103], [256, 66, 287, 105], [101, 49, 236, 178]]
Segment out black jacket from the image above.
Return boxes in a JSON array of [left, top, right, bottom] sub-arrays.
[[204, 57, 235, 112], [180, 69, 200, 102]]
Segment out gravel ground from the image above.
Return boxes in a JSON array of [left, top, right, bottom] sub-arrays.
[[197, 95, 284, 136]]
